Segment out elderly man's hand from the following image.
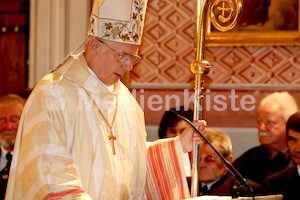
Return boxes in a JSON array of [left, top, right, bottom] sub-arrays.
[[179, 120, 207, 153]]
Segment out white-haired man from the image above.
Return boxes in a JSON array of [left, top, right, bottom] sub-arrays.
[[234, 92, 298, 186], [0, 94, 25, 200]]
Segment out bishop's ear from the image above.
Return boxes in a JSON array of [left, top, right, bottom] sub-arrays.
[[89, 38, 100, 54]]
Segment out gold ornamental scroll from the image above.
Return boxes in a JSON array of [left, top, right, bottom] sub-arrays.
[[190, 0, 242, 197]]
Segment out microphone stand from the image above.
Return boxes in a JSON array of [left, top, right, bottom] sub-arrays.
[[170, 110, 255, 199]]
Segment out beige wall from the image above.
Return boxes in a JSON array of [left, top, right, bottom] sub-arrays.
[[28, 0, 90, 87]]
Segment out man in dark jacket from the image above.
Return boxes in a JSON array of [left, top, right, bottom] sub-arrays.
[[267, 111, 300, 200], [0, 94, 25, 200], [188, 129, 264, 197], [234, 92, 298, 186]]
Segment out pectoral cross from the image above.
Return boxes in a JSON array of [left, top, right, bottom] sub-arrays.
[[108, 130, 116, 155], [87, 92, 118, 155]]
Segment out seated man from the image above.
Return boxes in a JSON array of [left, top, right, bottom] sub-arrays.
[[234, 92, 298, 186], [267, 110, 300, 199], [0, 94, 25, 200], [188, 129, 264, 196]]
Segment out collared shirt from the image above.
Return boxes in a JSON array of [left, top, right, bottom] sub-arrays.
[[200, 178, 221, 191], [0, 146, 12, 171], [87, 65, 114, 92], [281, 147, 291, 161]]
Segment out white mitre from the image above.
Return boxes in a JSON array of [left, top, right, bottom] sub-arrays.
[[88, 0, 148, 45]]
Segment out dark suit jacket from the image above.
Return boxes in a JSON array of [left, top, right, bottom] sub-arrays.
[[267, 165, 300, 200], [0, 150, 11, 200], [188, 172, 264, 197], [233, 145, 292, 186]]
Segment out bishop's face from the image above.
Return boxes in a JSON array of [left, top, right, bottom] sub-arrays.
[[90, 39, 140, 86], [199, 143, 228, 184], [0, 103, 23, 151]]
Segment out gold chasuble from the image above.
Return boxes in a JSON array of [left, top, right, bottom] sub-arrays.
[[5, 52, 189, 200]]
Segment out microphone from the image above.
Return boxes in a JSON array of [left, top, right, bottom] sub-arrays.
[[169, 110, 255, 198]]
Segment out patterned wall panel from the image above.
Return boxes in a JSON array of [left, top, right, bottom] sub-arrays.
[[206, 46, 300, 85], [130, 0, 196, 84], [130, 0, 300, 86]]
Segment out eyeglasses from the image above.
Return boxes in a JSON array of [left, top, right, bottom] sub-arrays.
[[98, 39, 141, 65], [257, 119, 283, 128], [200, 156, 216, 165]]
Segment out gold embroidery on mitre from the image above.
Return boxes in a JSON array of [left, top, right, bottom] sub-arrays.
[[101, 0, 146, 43], [88, 0, 147, 44], [88, 17, 95, 35]]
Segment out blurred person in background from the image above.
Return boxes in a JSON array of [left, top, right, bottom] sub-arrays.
[[158, 106, 193, 139], [0, 94, 25, 200]]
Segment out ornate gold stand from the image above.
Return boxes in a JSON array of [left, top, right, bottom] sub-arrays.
[[190, 0, 242, 197]]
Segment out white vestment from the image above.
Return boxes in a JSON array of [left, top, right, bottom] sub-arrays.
[[6, 52, 189, 200], [6, 52, 147, 199]]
